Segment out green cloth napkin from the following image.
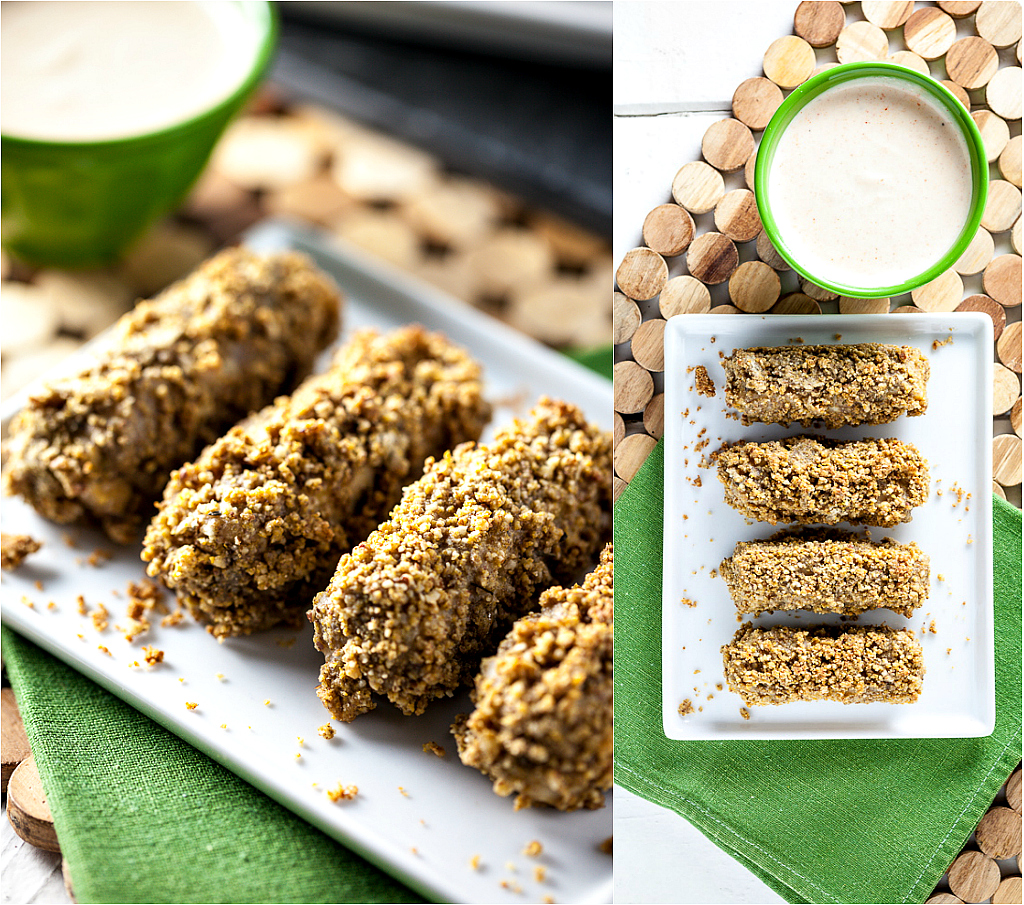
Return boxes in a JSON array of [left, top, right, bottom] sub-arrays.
[[614, 439, 1023, 905]]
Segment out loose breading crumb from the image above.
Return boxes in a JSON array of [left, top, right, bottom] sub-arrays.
[[506, 861, 516, 872], [46, 602, 56, 611], [264, 700, 272, 706], [161, 610, 184, 627], [1, 533, 42, 570], [97, 645, 112, 657], [599, 837, 613, 855], [327, 783, 358, 803], [215, 673, 225, 681], [534, 866, 546, 883], [318, 723, 335, 740], [220, 724, 227, 730], [694, 366, 716, 397], [740, 707, 751, 720], [470, 855, 481, 871], [86, 549, 112, 567], [929, 620, 938, 634], [91, 603, 110, 632], [77, 595, 88, 615], [142, 646, 164, 667], [185, 701, 198, 710], [524, 840, 543, 857], [543, 897, 555, 904], [678, 699, 695, 715], [423, 741, 446, 757], [681, 597, 697, 607], [21, 596, 35, 609], [276, 638, 297, 649], [398, 787, 409, 797]]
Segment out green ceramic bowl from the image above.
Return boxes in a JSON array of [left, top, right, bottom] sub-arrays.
[[755, 62, 988, 299], [1, 2, 276, 268]]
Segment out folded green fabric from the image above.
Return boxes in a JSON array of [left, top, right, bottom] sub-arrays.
[[614, 439, 1023, 905]]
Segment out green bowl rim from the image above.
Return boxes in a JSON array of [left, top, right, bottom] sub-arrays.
[[754, 61, 989, 300], [0, 0, 278, 151]]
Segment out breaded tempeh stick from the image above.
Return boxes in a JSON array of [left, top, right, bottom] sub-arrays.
[[713, 436, 929, 527], [3, 249, 341, 543], [719, 529, 930, 617], [143, 326, 491, 637], [722, 343, 929, 428], [310, 398, 613, 722], [453, 544, 612, 812], [721, 622, 925, 706]]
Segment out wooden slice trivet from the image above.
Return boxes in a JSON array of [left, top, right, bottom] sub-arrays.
[[401, 179, 502, 250], [947, 851, 1002, 902], [702, 119, 755, 173], [938, 0, 982, 17], [1000, 135, 1023, 188], [1008, 769, 1023, 809], [333, 209, 421, 270], [213, 116, 325, 192], [613, 476, 628, 503], [957, 294, 1006, 338], [976, 1, 1023, 48], [660, 276, 712, 317], [62, 858, 76, 904], [998, 322, 1023, 371], [729, 261, 781, 311], [615, 433, 658, 482], [465, 227, 555, 298], [614, 361, 655, 414], [672, 161, 726, 214], [632, 319, 667, 372], [985, 254, 1023, 306], [987, 67, 1023, 121], [614, 291, 642, 344], [911, 269, 964, 312], [994, 363, 1021, 415], [994, 480, 1008, 499], [1013, 398, 1023, 438], [993, 877, 1023, 905], [888, 51, 931, 75], [941, 79, 972, 111], [613, 412, 625, 447], [1014, 217, 1022, 255], [756, 230, 791, 270], [763, 35, 817, 88], [993, 433, 1023, 485], [509, 280, 606, 347], [1, 687, 30, 794], [644, 393, 665, 440], [973, 110, 1011, 162], [925, 895, 965, 905], [744, 153, 758, 192], [714, 189, 762, 242], [733, 77, 785, 130], [799, 277, 839, 302], [837, 21, 889, 63], [955, 227, 995, 275], [982, 182, 1022, 233], [264, 174, 353, 227], [528, 209, 608, 267], [976, 806, 1024, 858], [7, 754, 59, 853], [687, 233, 739, 284], [794, 1, 846, 46], [945, 36, 1000, 89], [616, 247, 669, 300], [643, 204, 696, 256], [709, 304, 743, 314], [862, 1, 914, 29], [774, 292, 822, 314], [840, 296, 890, 313], [904, 7, 957, 59], [892, 304, 926, 313]]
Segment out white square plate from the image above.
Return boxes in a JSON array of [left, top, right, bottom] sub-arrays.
[[1, 220, 613, 904], [662, 314, 994, 740]]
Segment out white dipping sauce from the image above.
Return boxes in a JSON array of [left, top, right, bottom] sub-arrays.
[[767, 76, 973, 288], [1, 1, 260, 142]]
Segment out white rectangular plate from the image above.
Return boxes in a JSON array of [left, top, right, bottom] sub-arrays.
[[662, 314, 994, 741], [1, 220, 613, 904]]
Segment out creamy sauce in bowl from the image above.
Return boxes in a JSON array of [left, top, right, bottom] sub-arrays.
[[764, 75, 975, 291], [1, 1, 261, 142]]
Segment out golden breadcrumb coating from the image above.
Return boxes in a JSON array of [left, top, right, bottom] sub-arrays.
[[143, 326, 491, 637], [3, 249, 341, 543], [310, 398, 612, 722], [453, 544, 612, 812]]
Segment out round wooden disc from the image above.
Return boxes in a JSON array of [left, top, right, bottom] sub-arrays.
[[1014, 216, 1022, 255], [993, 877, 1023, 905], [994, 479, 1008, 499], [938, 0, 982, 16], [616, 247, 669, 300], [948, 851, 1002, 902], [672, 161, 726, 214], [644, 393, 665, 440], [837, 21, 889, 63], [702, 119, 755, 172], [763, 35, 817, 89], [941, 79, 972, 111], [773, 292, 822, 314], [904, 7, 957, 59], [985, 254, 1023, 306], [862, 1, 913, 29], [1, 688, 30, 795], [911, 269, 964, 312], [1000, 135, 1023, 188], [892, 305, 926, 313], [993, 363, 1021, 415], [632, 318, 667, 372], [744, 152, 758, 191], [976, 0, 1023, 47], [945, 36, 1000, 89], [925, 895, 965, 905], [973, 110, 1011, 162], [643, 204, 696, 256], [1008, 768, 1023, 808], [1013, 397, 1023, 438], [714, 189, 762, 242], [794, 0, 846, 46], [840, 296, 890, 313], [987, 66, 1023, 120], [614, 291, 642, 344], [887, 51, 931, 74], [614, 361, 655, 414], [982, 182, 1023, 233], [614, 432, 658, 482], [660, 276, 712, 317], [613, 476, 628, 503], [729, 261, 781, 312], [62, 857, 76, 904], [756, 230, 791, 270], [732, 77, 784, 130], [613, 412, 625, 448], [709, 304, 742, 314], [993, 433, 1023, 485], [7, 754, 60, 853], [799, 278, 839, 302], [687, 232, 739, 284], [955, 227, 995, 275], [956, 294, 1006, 338], [998, 321, 1023, 371]]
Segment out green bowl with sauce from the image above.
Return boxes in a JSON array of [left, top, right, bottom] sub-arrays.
[[1, 1, 276, 268], [755, 62, 988, 300]]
